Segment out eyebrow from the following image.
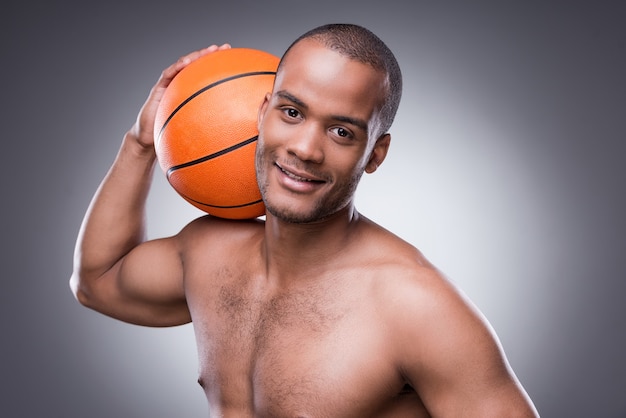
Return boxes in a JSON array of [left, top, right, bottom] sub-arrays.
[[275, 90, 369, 133], [331, 115, 369, 133], [276, 90, 307, 109]]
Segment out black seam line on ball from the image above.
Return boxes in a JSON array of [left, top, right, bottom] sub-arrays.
[[182, 195, 264, 209], [156, 71, 277, 144], [166, 135, 258, 178]]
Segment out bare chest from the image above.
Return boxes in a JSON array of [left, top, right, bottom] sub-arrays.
[[187, 273, 413, 417]]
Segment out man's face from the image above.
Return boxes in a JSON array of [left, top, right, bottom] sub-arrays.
[[256, 39, 389, 224]]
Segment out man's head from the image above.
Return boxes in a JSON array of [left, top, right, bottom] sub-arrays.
[[279, 23, 402, 140], [256, 24, 402, 223]]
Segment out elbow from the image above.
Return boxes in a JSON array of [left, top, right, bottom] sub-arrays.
[[69, 271, 96, 308]]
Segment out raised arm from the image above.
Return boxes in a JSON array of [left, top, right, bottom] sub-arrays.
[[391, 268, 539, 417], [70, 45, 230, 326]]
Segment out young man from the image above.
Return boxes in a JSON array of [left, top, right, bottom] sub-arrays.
[[71, 24, 538, 417]]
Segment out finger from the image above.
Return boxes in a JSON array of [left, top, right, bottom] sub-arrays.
[[179, 44, 228, 65], [161, 44, 229, 83]]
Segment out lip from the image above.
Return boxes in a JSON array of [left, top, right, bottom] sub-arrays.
[[276, 162, 325, 182], [274, 162, 326, 192]]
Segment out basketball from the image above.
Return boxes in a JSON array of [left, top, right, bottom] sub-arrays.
[[154, 48, 279, 219]]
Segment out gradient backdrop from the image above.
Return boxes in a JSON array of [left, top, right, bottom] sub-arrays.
[[3, 1, 625, 417]]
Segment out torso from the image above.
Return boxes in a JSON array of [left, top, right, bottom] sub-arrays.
[[180, 216, 432, 417]]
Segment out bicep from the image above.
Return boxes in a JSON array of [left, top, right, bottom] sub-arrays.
[[394, 278, 537, 417], [78, 236, 190, 327]]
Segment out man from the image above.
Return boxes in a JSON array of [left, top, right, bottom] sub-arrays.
[[71, 24, 538, 417]]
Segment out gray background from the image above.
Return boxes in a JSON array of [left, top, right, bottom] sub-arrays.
[[2, 1, 625, 417]]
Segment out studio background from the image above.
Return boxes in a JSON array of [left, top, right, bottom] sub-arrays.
[[2, 1, 625, 417]]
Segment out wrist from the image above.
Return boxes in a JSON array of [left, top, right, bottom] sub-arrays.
[[122, 131, 157, 162]]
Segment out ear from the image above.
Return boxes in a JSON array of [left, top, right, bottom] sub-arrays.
[[365, 133, 391, 173], [257, 93, 271, 129]]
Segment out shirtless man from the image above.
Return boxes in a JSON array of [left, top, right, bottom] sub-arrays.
[[70, 24, 538, 417]]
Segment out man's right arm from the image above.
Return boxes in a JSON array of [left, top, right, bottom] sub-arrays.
[[69, 130, 191, 326], [70, 45, 231, 326]]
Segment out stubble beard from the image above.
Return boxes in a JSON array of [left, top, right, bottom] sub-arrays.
[[256, 150, 364, 225]]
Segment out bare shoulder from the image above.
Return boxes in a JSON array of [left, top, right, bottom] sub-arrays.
[[355, 216, 488, 327], [373, 249, 496, 370], [361, 222, 467, 329], [356, 216, 467, 327], [177, 215, 265, 252], [358, 216, 538, 416], [174, 215, 266, 293]]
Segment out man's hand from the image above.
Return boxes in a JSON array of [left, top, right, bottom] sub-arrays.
[[129, 44, 232, 150]]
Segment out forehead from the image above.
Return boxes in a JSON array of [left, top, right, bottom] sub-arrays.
[[274, 40, 387, 128]]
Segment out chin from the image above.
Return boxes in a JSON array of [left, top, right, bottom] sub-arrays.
[[265, 202, 326, 224], [264, 195, 353, 225]]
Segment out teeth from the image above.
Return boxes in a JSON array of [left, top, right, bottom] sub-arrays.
[[281, 166, 313, 182]]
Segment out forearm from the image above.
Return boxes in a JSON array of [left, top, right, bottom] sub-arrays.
[[72, 132, 156, 285]]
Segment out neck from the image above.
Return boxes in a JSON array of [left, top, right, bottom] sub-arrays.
[[261, 204, 361, 285]]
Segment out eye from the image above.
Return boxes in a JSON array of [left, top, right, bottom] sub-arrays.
[[282, 107, 301, 119], [330, 126, 353, 139], [336, 127, 349, 137]]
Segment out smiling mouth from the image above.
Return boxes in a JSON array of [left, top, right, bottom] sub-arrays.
[[276, 163, 325, 183]]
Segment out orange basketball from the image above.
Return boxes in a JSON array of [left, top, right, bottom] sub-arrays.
[[154, 48, 279, 219]]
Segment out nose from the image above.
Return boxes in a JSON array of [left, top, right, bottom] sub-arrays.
[[286, 123, 324, 164]]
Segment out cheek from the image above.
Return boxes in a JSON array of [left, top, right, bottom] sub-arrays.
[[258, 116, 281, 150], [266, 115, 294, 143], [336, 146, 370, 173], [256, 116, 279, 157]]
